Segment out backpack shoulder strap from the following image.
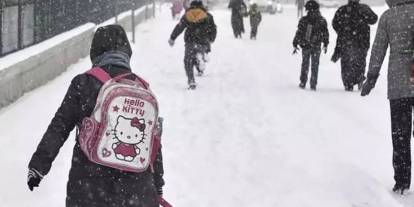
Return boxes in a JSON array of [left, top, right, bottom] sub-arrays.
[[113, 72, 150, 90], [135, 75, 150, 89], [86, 67, 112, 83]]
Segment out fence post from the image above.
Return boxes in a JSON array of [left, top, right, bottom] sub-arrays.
[[152, 0, 155, 18], [145, 0, 148, 20], [0, 0, 3, 55], [131, 1, 135, 43], [17, 0, 23, 49], [114, 1, 118, 24]]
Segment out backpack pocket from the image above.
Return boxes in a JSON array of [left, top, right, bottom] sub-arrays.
[[79, 117, 100, 158]]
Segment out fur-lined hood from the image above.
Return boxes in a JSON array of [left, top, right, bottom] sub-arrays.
[[386, 0, 414, 7]]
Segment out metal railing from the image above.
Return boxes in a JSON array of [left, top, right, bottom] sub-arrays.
[[0, 0, 152, 57]]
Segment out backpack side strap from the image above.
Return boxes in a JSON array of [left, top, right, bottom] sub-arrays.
[[159, 196, 173, 207], [86, 67, 112, 83]]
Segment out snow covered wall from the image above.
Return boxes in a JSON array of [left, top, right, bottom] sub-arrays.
[[0, 5, 155, 109]]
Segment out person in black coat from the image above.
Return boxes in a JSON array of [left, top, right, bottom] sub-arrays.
[[168, 0, 217, 89], [228, 0, 247, 38], [332, 0, 377, 91], [293, 0, 329, 90], [27, 25, 165, 207], [249, 3, 262, 40]]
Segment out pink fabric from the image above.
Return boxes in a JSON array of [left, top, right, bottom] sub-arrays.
[[113, 143, 137, 157], [159, 196, 173, 207], [171, 0, 183, 14], [411, 63, 414, 80], [87, 67, 112, 83]]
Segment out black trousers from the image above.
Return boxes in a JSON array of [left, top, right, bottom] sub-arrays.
[[184, 43, 207, 83], [340, 46, 368, 87], [390, 98, 414, 188], [250, 25, 258, 38], [300, 48, 321, 87]]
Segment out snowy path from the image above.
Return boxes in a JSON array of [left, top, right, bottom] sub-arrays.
[[0, 4, 410, 207]]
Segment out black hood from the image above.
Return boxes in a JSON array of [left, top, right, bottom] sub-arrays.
[[90, 25, 132, 62]]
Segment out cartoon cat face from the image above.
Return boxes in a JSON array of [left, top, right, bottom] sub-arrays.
[[114, 116, 146, 144]]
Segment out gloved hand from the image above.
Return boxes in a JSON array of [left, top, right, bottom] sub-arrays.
[[293, 46, 299, 54], [168, 39, 174, 47], [27, 168, 43, 191], [361, 78, 377, 96]]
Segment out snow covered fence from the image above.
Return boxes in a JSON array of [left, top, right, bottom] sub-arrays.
[[0, 5, 155, 109], [114, 5, 155, 32]]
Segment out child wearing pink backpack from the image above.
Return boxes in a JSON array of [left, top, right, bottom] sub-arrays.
[[27, 25, 171, 207]]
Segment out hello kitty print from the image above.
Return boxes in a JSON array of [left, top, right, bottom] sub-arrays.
[[112, 116, 146, 162], [95, 95, 157, 171]]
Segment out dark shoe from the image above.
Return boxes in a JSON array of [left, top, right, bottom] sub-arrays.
[[345, 85, 353, 91], [310, 85, 316, 91], [188, 79, 197, 90], [299, 82, 306, 89], [393, 183, 410, 195], [331, 51, 340, 63]]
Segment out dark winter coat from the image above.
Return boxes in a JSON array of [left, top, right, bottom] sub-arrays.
[[29, 25, 164, 207], [249, 9, 262, 27], [170, 5, 217, 45], [293, 11, 329, 50], [228, 0, 247, 35], [332, 1, 378, 50], [366, 0, 414, 100]]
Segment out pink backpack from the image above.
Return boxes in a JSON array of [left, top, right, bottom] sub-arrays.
[[78, 67, 161, 173]]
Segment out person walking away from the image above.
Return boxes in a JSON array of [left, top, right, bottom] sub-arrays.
[[360, 0, 414, 195], [249, 3, 262, 40], [168, 0, 217, 89], [293, 0, 329, 91], [27, 25, 168, 207], [228, 0, 247, 38], [296, 0, 305, 18], [332, 0, 377, 91]]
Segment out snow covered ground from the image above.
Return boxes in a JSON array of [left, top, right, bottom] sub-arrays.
[[1, 4, 412, 207]]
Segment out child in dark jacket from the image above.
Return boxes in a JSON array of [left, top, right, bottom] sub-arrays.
[[249, 3, 262, 40], [293, 0, 329, 90], [168, 0, 217, 89], [27, 25, 166, 207]]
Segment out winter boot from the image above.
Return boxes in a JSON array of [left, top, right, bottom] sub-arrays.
[[188, 79, 197, 90], [310, 85, 316, 91], [393, 183, 410, 195], [299, 82, 306, 89]]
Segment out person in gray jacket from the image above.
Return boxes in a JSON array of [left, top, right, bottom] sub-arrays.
[[361, 0, 414, 195]]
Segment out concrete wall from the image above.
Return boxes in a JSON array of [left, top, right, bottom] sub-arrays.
[[0, 5, 155, 109]]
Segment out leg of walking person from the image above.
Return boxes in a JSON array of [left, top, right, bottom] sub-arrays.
[[390, 98, 413, 192], [340, 48, 353, 91], [251, 25, 258, 39], [355, 48, 368, 90], [184, 44, 196, 86], [309, 49, 321, 90], [299, 49, 311, 88]]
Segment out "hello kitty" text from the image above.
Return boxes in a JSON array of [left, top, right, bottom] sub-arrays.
[[123, 98, 145, 116]]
